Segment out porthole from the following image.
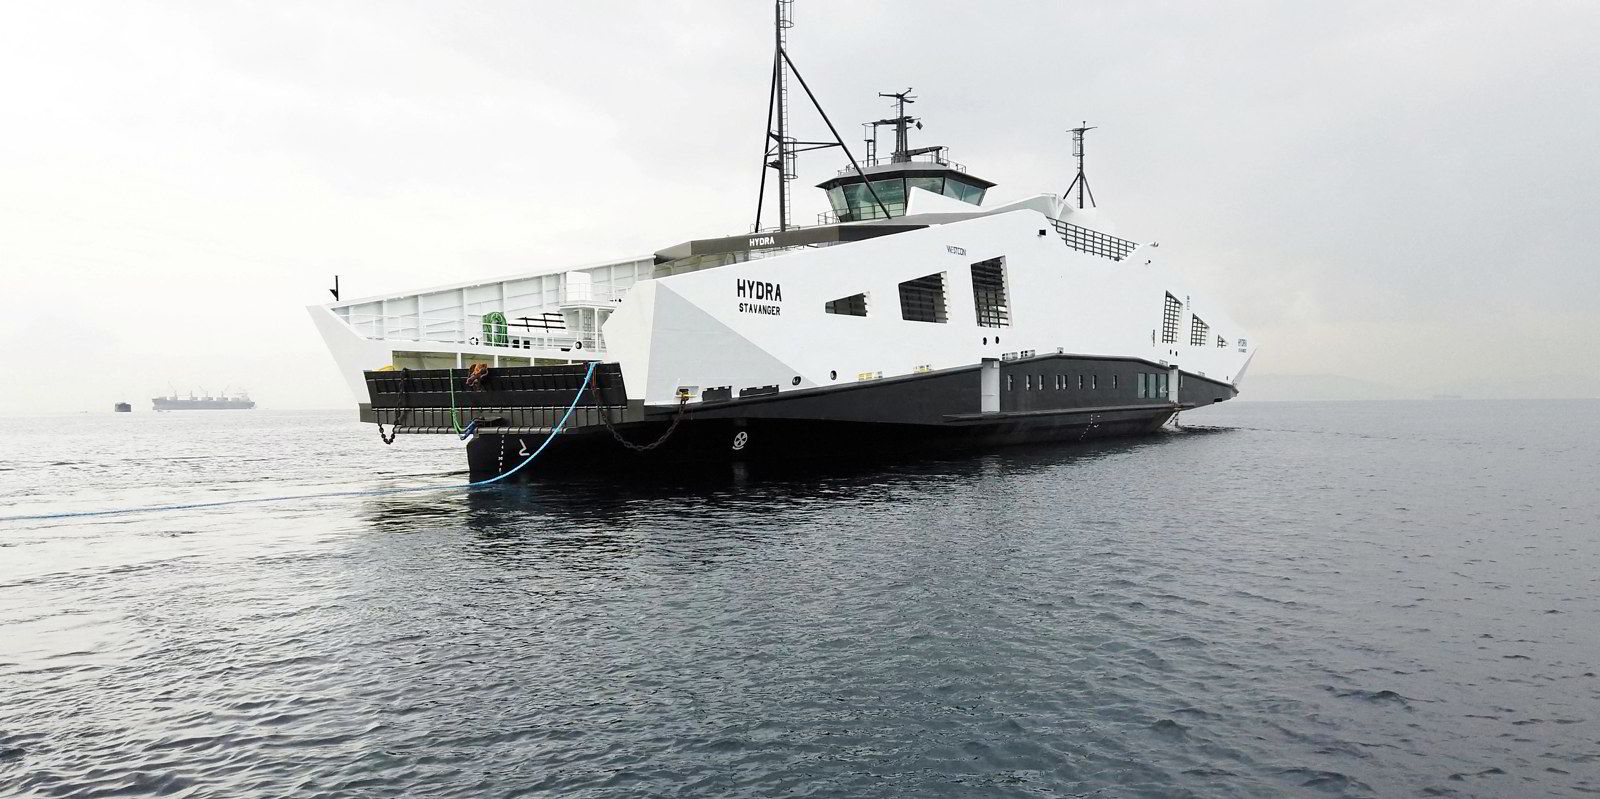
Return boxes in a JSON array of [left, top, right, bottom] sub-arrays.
[[791, 376, 801, 386], [982, 337, 988, 345], [995, 336, 1001, 344], [829, 370, 837, 381]]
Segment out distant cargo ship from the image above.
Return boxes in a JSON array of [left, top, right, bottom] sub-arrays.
[[114, 402, 132, 413], [152, 391, 255, 411]]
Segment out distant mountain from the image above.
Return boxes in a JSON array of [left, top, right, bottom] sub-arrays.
[[1236, 373, 1409, 402], [1424, 373, 1600, 401], [1238, 372, 1600, 402]]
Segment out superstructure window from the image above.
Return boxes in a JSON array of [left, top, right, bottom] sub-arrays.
[[970, 257, 1010, 328], [942, 178, 986, 204], [898, 272, 948, 323], [825, 292, 869, 317], [1162, 293, 1182, 343], [1137, 373, 1147, 398], [1190, 315, 1210, 347], [1217, 334, 1226, 348]]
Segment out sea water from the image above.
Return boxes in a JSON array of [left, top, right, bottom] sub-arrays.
[[2, 400, 1596, 797]]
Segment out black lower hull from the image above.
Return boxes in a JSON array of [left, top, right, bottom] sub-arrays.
[[466, 406, 1176, 479], [364, 353, 1235, 481]]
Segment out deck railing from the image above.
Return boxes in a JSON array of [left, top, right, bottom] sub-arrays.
[[340, 312, 605, 353]]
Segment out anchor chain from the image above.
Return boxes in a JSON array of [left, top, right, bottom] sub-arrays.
[[379, 368, 414, 445], [587, 374, 689, 453]]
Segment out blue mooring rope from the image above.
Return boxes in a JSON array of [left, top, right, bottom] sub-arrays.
[[0, 362, 598, 523]]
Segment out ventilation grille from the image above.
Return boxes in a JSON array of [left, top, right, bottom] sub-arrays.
[[1048, 217, 1138, 261], [970, 257, 1009, 328], [1161, 293, 1182, 343], [899, 273, 948, 323], [825, 293, 868, 317]]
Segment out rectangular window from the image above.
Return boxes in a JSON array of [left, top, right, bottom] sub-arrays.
[[1111, 374, 1118, 389], [907, 176, 945, 197], [1092, 375, 1099, 390], [899, 272, 948, 323], [1190, 315, 1210, 347], [1162, 293, 1182, 343], [868, 178, 907, 217], [1077, 375, 1085, 389], [1025, 374, 1032, 390], [970, 257, 1010, 327], [1136, 373, 1146, 398], [824, 292, 869, 316], [1007, 375, 1013, 391]]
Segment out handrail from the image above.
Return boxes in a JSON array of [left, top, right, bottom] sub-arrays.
[[339, 312, 606, 352], [836, 151, 968, 176]]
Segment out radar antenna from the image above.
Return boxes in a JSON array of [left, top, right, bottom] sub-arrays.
[[1063, 122, 1098, 209], [754, 0, 886, 232]]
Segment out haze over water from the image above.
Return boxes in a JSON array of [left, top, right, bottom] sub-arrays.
[[2, 400, 1597, 797]]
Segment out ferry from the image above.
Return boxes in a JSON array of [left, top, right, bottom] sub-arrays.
[[309, 2, 1254, 478]]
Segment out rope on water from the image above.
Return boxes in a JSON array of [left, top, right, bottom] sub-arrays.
[[0, 362, 598, 522]]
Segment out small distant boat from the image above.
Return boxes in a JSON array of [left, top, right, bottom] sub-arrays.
[[113, 402, 132, 413], [152, 390, 255, 411]]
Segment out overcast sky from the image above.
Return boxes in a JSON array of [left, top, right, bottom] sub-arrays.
[[2, 0, 1597, 413]]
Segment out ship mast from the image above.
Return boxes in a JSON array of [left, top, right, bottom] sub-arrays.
[[754, 0, 886, 232], [1063, 122, 1097, 209], [877, 89, 917, 162]]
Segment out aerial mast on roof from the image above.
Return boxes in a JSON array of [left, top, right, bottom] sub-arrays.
[[1063, 122, 1098, 209], [877, 89, 918, 162], [754, 0, 887, 232]]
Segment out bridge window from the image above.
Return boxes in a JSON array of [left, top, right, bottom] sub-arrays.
[[838, 180, 907, 220], [1162, 293, 1182, 343], [825, 292, 869, 317], [1191, 315, 1210, 347], [899, 272, 948, 323], [970, 257, 1010, 328], [908, 176, 944, 196], [942, 178, 986, 204]]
